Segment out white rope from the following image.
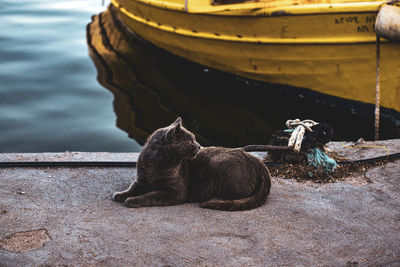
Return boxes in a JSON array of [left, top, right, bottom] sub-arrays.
[[184, 0, 189, 12], [285, 119, 319, 152]]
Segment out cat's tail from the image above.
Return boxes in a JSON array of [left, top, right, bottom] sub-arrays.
[[199, 166, 271, 211]]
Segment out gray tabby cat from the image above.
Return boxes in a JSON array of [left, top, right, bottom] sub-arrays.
[[113, 118, 271, 211]]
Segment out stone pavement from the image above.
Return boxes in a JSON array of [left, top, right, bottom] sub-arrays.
[[0, 140, 399, 266]]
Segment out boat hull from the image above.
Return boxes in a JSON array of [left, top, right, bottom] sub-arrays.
[[111, 0, 400, 114], [87, 6, 400, 142]]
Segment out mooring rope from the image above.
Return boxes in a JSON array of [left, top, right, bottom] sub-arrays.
[[285, 119, 318, 152], [0, 152, 398, 168], [0, 161, 137, 168], [375, 34, 381, 140]]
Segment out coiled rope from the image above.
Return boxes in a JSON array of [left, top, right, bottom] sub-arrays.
[[285, 119, 318, 152]]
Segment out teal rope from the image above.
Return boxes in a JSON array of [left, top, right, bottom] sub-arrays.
[[307, 148, 338, 172]]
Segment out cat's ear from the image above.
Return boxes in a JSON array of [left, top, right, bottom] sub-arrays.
[[167, 117, 183, 138], [172, 117, 182, 126], [171, 117, 183, 131]]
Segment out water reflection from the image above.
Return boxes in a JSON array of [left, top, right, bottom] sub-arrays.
[[87, 6, 399, 146]]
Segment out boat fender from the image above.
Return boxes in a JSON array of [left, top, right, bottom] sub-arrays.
[[375, 5, 400, 42]]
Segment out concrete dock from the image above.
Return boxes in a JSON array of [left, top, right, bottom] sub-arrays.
[[1, 140, 399, 266]]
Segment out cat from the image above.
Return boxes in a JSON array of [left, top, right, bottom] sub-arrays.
[[113, 117, 271, 211]]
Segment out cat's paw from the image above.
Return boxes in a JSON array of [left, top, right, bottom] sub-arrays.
[[112, 192, 127, 202], [123, 197, 140, 208]]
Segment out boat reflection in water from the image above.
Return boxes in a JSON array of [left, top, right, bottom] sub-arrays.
[[87, 6, 399, 147]]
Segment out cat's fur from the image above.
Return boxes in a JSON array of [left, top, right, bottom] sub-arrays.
[[113, 118, 271, 211]]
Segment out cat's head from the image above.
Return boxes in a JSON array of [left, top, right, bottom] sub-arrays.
[[148, 117, 201, 161]]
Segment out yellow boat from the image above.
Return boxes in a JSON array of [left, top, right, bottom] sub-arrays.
[[87, 6, 400, 142], [110, 0, 400, 118]]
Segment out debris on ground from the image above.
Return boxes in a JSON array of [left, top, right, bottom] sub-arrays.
[[266, 147, 396, 183]]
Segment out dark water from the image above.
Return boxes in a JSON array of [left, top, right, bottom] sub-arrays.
[[1, 2, 399, 153], [0, 0, 140, 152]]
